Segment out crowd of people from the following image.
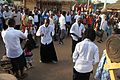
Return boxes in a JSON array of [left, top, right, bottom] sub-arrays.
[[0, 3, 120, 80]]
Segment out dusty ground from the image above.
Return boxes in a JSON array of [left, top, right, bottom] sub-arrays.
[[0, 36, 106, 80]]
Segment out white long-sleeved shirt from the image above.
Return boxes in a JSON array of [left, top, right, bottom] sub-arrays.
[[100, 14, 105, 30], [101, 20, 109, 31], [34, 14, 39, 23], [74, 14, 81, 20], [73, 38, 99, 73], [70, 22, 85, 41], [65, 14, 71, 23], [1, 27, 28, 58], [59, 14, 66, 30], [49, 17, 55, 36], [36, 24, 54, 45], [13, 12, 21, 25]]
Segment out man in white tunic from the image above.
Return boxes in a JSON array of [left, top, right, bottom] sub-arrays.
[[36, 19, 58, 63]]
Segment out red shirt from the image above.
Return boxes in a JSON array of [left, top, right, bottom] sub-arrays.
[[87, 16, 92, 25]]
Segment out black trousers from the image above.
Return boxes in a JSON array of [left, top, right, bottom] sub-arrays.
[[10, 53, 26, 74], [34, 22, 39, 30], [73, 68, 92, 80], [15, 25, 20, 30], [40, 42, 58, 63], [72, 39, 82, 54], [66, 22, 71, 36]]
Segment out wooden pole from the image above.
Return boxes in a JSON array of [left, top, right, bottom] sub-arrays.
[[23, 0, 26, 8], [101, 0, 107, 12], [104, 50, 117, 80]]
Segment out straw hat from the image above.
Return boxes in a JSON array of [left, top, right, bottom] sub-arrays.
[[106, 34, 120, 63]]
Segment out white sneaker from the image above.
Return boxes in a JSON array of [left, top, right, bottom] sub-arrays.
[[39, 60, 42, 63], [24, 67, 28, 71], [52, 61, 57, 64]]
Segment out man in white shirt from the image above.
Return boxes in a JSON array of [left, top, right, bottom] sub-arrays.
[[59, 11, 66, 44], [13, 9, 21, 30], [3, 5, 13, 20], [36, 18, 58, 63], [100, 14, 106, 30], [66, 11, 72, 36], [70, 17, 85, 54], [1, 19, 28, 79], [3, 5, 13, 30], [34, 11, 39, 30], [74, 10, 81, 22], [73, 29, 99, 80]]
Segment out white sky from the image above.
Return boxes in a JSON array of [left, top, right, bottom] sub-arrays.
[[91, 0, 118, 3]]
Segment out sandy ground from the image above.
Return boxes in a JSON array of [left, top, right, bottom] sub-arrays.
[[0, 36, 106, 80]]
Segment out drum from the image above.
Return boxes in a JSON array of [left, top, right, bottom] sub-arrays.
[[0, 73, 17, 80], [106, 34, 120, 63], [0, 55, 12, 73]]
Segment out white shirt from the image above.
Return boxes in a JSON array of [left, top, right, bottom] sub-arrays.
[[34, 14, 39, 22], [101, 20, 108, 31], [1, 27, 28, 58], [29, 16, 34, 25], [49, 17, 55, 34], [73, 38, 99, 73], [70, 22, 85, 41], [118, 22, 120, 29], [59, 14, 66, 30], [3, 11, 13, 20], [65, 14, 71, 23], [36, 24, 54, 45], [13, 12, 21, 25], [100, 14, 105, 30], [74, 14, 81, 20]]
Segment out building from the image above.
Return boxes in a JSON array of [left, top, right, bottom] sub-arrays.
[[14, 0, 74, 11], [37, 0, 74, 11], [107, 0, 120, 12]]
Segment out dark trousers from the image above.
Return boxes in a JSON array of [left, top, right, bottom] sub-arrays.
[[10, 53, 26, 75], [73, 68, 91, 80], [15, 25, 20, 30], [66, 22, 71, 36], [72, 39, 82, 54], [40, 42, 58, 63], [34, 22, 39, 30], [59, 29, 66, 43]]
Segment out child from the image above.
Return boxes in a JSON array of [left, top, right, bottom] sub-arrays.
[[24, 34, 36, 69]]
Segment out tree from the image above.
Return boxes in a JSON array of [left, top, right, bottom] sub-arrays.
[[6, 0, 13, 3]]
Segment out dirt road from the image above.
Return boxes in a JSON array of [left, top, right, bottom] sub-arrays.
[[0, 36, 106, 80]]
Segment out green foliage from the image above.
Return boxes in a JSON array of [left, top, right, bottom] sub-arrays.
[[6, 0, 13, 3]]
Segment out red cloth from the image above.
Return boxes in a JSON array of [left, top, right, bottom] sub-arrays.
[[87, 16, 92, 25]]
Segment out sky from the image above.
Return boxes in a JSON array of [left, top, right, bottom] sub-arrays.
[[91, 0, 118, 3]]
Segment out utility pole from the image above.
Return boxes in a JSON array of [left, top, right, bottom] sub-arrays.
[[87, 0, 89, 11], [101, 0, 107, 12], [103, 0, 107, 9], [87, 0, 90, 14]]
